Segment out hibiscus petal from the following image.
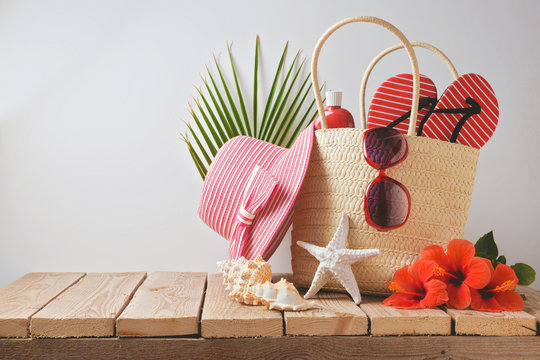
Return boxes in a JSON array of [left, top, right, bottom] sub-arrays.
[[421, 245, 451, 271], [477, 257, 494, 276], [392, 265, 419, 293], [489, 264, 518, 290], [470, 289, 502, 312], [382, 292, 423, 309], [410, 260, 439, 284], [447, 239, 475, 273], [463, 257, 491, 289], [495, 290, 524, 311], [447, 283, 471, 309], [421, 279, 449, 308]]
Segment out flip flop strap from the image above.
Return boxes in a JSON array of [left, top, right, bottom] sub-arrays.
[[360, 42, 458, 133]]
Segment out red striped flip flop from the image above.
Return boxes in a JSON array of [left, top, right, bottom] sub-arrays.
[[367, 73, 438, 135], [422, 73, 499, 148]]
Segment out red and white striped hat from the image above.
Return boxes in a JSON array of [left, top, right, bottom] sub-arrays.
[[198, 124, 314, 260]]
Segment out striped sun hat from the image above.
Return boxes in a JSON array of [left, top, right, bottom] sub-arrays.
[[198, 124, 314, 260]]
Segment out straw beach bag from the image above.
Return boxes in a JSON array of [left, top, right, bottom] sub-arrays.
[[291, 17, 480, 296]]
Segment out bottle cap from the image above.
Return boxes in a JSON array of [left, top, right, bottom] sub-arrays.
[[325, 91, 342, 107]]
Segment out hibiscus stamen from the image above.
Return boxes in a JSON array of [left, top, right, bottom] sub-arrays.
[[387, 281, 424, 297], [487, 279, 516, 293], [432, 266, 459, 280], [433, 266, 446, 277]]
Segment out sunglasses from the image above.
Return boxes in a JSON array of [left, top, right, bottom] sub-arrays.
[[363, 127, 411, 231]]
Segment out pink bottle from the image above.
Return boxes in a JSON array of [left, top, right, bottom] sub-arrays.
[[314, 91, 355, 129]]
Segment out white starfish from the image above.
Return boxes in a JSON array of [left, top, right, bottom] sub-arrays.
[[297, 213, 380, 304]]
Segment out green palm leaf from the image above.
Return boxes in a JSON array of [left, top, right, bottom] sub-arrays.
[[184, 121, 212, 166], [187, 102, 217, 158], [262, 56, 304, 142], [182, 38, 323, 179], [181, 133, 207, 179], [213, 54, 246, 135], [227, 43, 251, 136], [253, 36, 259, 136], [258, 42, 288, 137]]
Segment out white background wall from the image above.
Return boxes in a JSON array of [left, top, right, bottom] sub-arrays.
[[1, 0, 539, 290]]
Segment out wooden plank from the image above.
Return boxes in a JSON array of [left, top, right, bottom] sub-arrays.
[[520, 285, 540, 331], [116, 272, 206, 337], [201, 274, 282, 338], [276, 273, 368, 335], [446, 307, 537, 336], [1, 336, 540, 360], [284, 291, 368, 336], [30, 272, 146, 338], [360, 297, 451, 336], [0, 273, 85, 338]]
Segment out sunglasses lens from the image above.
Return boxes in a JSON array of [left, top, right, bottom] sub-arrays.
[[364, 127, 408, 169], [366, 178, 410, 229]]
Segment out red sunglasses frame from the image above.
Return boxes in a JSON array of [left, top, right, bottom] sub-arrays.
[[362, 128, 411, 231]]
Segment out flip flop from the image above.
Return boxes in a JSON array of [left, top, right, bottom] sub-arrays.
[[422, 73, 499, 149], [368, 73, 438, 135]]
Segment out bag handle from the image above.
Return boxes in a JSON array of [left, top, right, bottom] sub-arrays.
[[311, 16, 420, 136], [359, 42, 459, 129]]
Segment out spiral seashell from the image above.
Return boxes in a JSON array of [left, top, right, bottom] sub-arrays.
[[217, 256, 272, 304], [248, 278, 317, 311]]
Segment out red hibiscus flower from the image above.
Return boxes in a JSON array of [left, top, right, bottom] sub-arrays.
[[421, 239, 491, 309], [382, 259, 448, 309], [470, 258, 524, 312]]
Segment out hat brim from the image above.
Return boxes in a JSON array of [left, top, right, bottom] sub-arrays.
[[198, 124, 314, 260], [242, 124, 314, 260]]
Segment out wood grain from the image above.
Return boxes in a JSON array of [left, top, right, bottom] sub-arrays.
[[446, 307, 537, 336], [284, 292, 368, 336], [116, 272, 206, 337], [1, 336, 540, 360], [0, 273, 85, 338], [360, 297, 451, 336], [30, 272, 146, 338], [201, 274, 282, 338], [521, 285, 540, 331]]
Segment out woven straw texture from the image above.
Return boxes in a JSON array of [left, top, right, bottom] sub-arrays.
[[291, 128, 480, 295]]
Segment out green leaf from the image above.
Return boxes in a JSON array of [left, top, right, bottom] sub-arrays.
[[227, 43, 251, 136], [198, 82, 233, 140], [192, 97, 224, 149], [496, 255, 506, 265], [205, 68, 239, 136], [180, 134, 207, 180], [285, 83, 326, 148], [182, 37, 322, 180], [184, 121, 212, 165], [262, 56, 305, 142], [253, 36, 259, 137], [475, 251, 491, 260], [521, 293, 527, 301], [276, 75, 312, 146], [214, 54, 246, 135], [512, 263, 536, 285], [475, 231, 498, 260], [260, 52, 300, 141], [259, 42, 288, 137], [272, 74, 311, 145], [188, 101, 219, 156]]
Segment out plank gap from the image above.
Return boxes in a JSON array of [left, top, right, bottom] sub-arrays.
[[0, 273, 86, 338], [30, 272, 146, 338]]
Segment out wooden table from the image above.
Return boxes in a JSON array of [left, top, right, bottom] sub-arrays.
[[0, 272, 539, 359]]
